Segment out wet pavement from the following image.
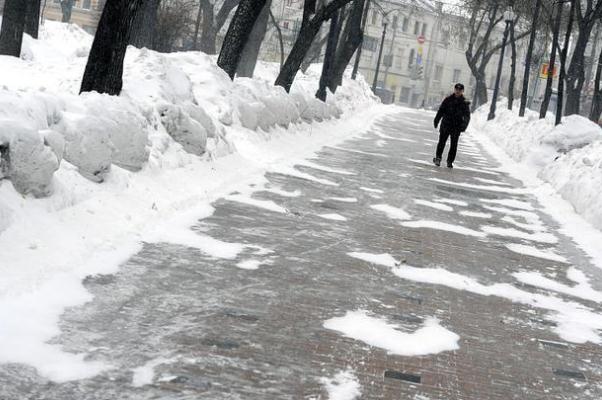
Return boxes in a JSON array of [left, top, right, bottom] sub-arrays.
[[2, 109, 602, 399]]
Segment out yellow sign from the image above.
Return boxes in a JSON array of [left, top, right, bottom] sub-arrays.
[[540, 63, 558, 79]]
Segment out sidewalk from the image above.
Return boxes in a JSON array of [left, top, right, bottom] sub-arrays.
[[2, 108, 601, 399]]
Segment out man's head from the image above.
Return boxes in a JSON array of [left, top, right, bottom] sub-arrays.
[[454, 83, 465, 97]]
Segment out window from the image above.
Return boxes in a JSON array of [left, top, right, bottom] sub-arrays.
[[392, 16, 399, 31], [408, 49, 415, 68], [421, 23, 428, 37], [82, 0, 91, 9], [414, 21, 420, 35], [434, 65, 443, 82], [371, 11, 378, 25], [395, 48, 405, 69], [400, 87, 411, 103], [453, 69, 461, 83], [282, 21, 289, 29], [362, 36, 378, 52], [402, 17, 409, 32]]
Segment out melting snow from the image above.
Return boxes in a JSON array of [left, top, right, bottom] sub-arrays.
[[319, 370, 362, 400], [428, 178, 526, 194], [414, 199, 454, 212], [318, 213, 348, 221], [224, 194, 287, 214], [270, 165, 339, 186], [480, 226, 558, 244], [505, 243, 567, 263], [401, 220, 486, 238], [323, 310, 459, 356], [513, 268, 602, 303], [295, 160, 356, 176], [360, 187, 384, 194], [370, 204, 412, 220], [459, 211, 492, 219]]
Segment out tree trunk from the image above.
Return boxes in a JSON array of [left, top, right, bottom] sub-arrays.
[[80, 0, 145, 95], [60, 0, 74, 23], [540, 3, 562, 119], [329, 0, 365, 92], [236, 0, 271, 78], [0, 0, 27, 57], [472, 71, 487, 112], [217, 0, 267, 80], [275, 0, 353, 92], [199, 0, 217, 54], [192, 1, 203, 50], [316, 10, 340, 101], [519, 0, 541, 116], [565, 21, 596, 116], [589, 46, 602, 122], [556, 0, 574, 125], [508, 20, 516, 110], [129, 0, 160, 49], [301, 34, 325, 73], [25, 0, 41, 39], [268, 9, 285, 70], [275, 21, 323, 92], [351, 0, 370, 80]]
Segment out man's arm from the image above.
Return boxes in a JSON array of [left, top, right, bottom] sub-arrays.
[[461, 101, 471, 132], [434, 99, 446, 128]]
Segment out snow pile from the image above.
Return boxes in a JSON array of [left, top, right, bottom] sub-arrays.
[[470, 100, 602, 231], [0, 22, 385, 382], [319, 370, 362, 400], [0, 21, 377, 198]]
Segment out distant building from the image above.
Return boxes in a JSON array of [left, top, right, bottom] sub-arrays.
[[267, 0, 527, 109], [42, 0, 104, 34]]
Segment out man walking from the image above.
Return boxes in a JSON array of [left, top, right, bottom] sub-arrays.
[[433, 83, 471, 168]]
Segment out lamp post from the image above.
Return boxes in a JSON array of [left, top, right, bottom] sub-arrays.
[[488, 6, 515, 121], [372, 17, 388, 92]]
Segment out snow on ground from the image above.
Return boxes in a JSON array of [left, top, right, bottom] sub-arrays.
[[294, 160, 356, 176], [513, 268, 602, 303], [360, 186, 384, 194], [318, 370, 362, 400], [323, 310, 460, 356], [0, 22, 390, 381], [470, 100, 602, 271], [370, 204, 412, 220], [459, 211, 492, 219], [224, 193, 288, 214], [414, 199, 454, 212], [428, 178, 527, 194], [480, 225, 558, 244], [505, 243, 568, 263], [401, 220, 486, 238], [327, 197, 358, 203], [318, 213, 348, 222], [348, 252, 602, 344], [435, 198, 468, 207], [132, 357, 176, 387]]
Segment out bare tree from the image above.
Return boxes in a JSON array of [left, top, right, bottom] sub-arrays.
[[0, 0, 27, 57], [317, 9, 341, 101], [589, 45, 602, 122], [154, 0, 196, 52], [25, 0, 42, 39], [269, 8, 285, 69], [80, 0, 145, 95], [130, 0, 160, 49], [197, 0, 239, 54], [217, 0, 267, 79], [539, 1, 562, 119], [329, 0, 366, 93], [556, 0, 575, 125], [564, 0, 602, 115], [275, 0, 354, 93], [236, 0, 272, 78]]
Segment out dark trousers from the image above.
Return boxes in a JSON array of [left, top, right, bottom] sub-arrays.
[[436, 129, 461, 163]]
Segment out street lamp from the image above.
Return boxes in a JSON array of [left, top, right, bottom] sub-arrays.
[[370, 4, 403, 94], [372, 15, 389, 92], [488, 5, 515, 121]]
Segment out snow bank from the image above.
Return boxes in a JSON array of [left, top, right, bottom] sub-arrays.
[[0, 22, 377, 197], [0, 22, 385, 381], [470, 99, 602, 231]]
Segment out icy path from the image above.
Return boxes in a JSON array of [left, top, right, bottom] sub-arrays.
[[2, 109, 602, 399]]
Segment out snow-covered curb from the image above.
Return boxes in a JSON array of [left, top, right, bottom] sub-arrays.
[[468, 101, 602, 271], [470, 101, 602, 232]]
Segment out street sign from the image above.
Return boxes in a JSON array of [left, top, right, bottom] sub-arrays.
[[417, 35, 426, 44], [540, 63, 558, 79]]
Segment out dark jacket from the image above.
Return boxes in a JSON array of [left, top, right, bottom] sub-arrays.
[[434, 94, 471, 133]]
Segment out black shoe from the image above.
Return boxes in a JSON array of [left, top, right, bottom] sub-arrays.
[[447, 162, 453, 168], [433, 158, 441, 167]]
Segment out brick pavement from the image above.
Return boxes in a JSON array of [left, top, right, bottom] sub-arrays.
[[2, 109, 601, 399]]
